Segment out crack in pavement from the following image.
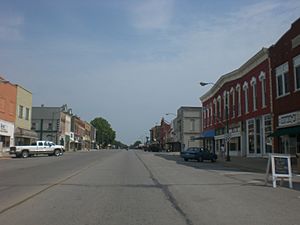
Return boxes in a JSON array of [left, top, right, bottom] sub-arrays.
[[0, 159, 101, 215], [134, 152, 194, 225]]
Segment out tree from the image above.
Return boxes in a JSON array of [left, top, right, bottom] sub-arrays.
[[113, 140, 128, 149], [91, 117, 116, 147], [130, 140, 142, 149]]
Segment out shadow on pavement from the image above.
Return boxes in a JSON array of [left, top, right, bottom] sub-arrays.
[[154, 153, 300, 192], [154, 153, 243, 173]]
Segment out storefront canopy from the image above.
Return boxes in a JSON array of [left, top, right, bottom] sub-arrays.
[[192, 130, 215, 140], [269, 126, 300, 137]]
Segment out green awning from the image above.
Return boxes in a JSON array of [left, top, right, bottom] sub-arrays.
[[269, 126, 300, 137]]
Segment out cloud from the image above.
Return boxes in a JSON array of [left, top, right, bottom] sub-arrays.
[[0, 14, 24, 40], [129, 0, 174, 30]]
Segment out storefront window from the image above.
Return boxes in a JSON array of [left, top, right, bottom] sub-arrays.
[[248, 120, 255, 154], [256, 119, 261, 154], [230, 137, 240, 151], [264, 115, 272, 153], [297, 135, 300, 154]]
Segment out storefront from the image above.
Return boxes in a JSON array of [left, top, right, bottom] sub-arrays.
[[0, 119, 15, 151], [14, 127, 38, 146], [246, 114, 272, 157], [271, 111, 300, 155], [214, 123, 243, 157]]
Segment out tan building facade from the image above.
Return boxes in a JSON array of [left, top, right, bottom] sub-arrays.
[[14, 85, 37, 145]]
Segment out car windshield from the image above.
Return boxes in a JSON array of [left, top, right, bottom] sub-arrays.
[[185, 148, 200, 152]]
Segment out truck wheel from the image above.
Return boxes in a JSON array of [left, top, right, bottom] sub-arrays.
[[54, 149, 61, 157], [21, 150, 29, 158]]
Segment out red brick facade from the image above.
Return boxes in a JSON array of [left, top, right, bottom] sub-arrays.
[[269, 18, 300, 154]]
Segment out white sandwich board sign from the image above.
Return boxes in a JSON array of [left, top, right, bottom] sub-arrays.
[[265, 154, 293, 188]]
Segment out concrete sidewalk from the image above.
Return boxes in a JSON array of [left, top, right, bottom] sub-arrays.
[[221, 156, 300, 174], [221, 156, 268, 173]]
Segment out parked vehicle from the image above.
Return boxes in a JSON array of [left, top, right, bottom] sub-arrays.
[[9, 141, 64, 158], [180, 147, 217, 162]]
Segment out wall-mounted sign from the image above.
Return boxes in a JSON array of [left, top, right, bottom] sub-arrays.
[[0, 120, 14, 136], [278, 111, 300, 127], [265, 154, 293, 188]]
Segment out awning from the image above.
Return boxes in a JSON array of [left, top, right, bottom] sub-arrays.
[[192, 130, 215, 140], [14, 127, 38, 139], [269, 126, 300, 137]]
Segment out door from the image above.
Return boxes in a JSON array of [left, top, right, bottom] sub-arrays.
[[247, 118, 263, 157]]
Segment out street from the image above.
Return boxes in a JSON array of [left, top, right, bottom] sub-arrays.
[[0, 150, 300, 225]]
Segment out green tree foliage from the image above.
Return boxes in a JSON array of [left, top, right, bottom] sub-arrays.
[[130, 140, 142, 149], [91, 117, 116, 147]]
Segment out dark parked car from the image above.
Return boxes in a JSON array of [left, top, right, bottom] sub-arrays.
[[180, 147, 217, 162]]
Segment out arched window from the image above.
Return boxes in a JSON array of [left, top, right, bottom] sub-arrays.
[[259, 72, 266, 108], [251, 77, 257, 111], [243, 81, 249, 114], [236, 84, 241, 116]]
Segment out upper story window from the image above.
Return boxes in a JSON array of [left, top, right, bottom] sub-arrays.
[[294, 55, 300, 91], [251, 77, 257, 111], [25, 108, 30, 121], [230, 88, 235, 118], [18, 105, 24, 119], [210, 103, 213, 125], [213, 98, 217, 124], [217, 95, 221, 120], [236, 84, 241, 116], [206, 108, 209, 127], [243, 82, 249, 114], [276, 62, 289, 97], [259, 72, 266, 108], [203, 108, 206, 128], [190, 119, 195, 131], [223, 91, 227, 121]]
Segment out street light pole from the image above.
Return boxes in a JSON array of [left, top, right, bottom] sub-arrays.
[[225, 103, 230, 161]]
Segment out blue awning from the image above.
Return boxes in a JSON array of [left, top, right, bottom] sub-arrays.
[[191, 130, 215, 140]]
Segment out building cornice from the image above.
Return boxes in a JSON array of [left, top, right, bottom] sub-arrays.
[[200, 48, 269, 102]]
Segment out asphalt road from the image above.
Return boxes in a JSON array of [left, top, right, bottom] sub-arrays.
[[0, 150, 300, 225]]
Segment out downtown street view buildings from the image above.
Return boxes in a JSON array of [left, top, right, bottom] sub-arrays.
[[148, 18, 300, 170], [0, 77, 96, 155]]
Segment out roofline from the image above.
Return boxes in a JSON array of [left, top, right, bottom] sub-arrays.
[[200, 48, 269, 102]]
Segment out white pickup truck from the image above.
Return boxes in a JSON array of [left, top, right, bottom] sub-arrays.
[[10, 141, 64, 158]]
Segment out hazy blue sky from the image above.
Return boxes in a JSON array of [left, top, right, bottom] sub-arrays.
[[1, 0, 300, 144]]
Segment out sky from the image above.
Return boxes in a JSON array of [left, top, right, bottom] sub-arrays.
[[1, 0, 300, 145]]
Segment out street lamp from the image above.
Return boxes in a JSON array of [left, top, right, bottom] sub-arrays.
[[199, 82, 215, 86], [165, 113, 176, 117], [200, 81, 230, 161]]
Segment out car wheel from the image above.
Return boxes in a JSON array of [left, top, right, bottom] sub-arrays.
[[184, 158, 188, 161], [54, 149, 61, 157], [21, 150, 29, 158]]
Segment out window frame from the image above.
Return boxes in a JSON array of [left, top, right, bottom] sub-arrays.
[[243, 82, 249, 114], [293, 55, 300, 92], [259, 72, 266, 108], [18, 105, 24, 119], [251, 77, 257, 111], [275, 62, 290, 98]]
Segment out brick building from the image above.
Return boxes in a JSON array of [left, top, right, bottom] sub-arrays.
[[200, 48, 273, 157], [269, 18, 300, 155], [0, 77, 16, 150]]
